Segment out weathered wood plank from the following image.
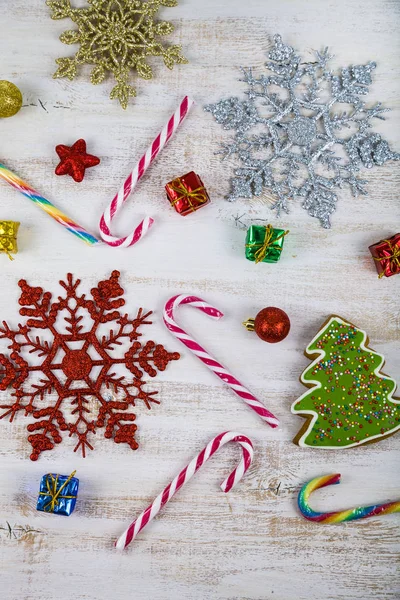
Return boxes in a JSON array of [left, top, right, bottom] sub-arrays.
[[0, 0, 399, 599]]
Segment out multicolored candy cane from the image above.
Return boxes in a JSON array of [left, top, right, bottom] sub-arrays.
[[99, 96, 195, 248], [163, 295, 279, 428], [115, 431, 254, 549], [0, 163, 100, 246], [298, 473, 400, 523]]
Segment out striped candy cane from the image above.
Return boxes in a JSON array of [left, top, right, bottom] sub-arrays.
[[99, 96, 195, 248], [115, 431, 254, 549], [163, 295, 279, 428]]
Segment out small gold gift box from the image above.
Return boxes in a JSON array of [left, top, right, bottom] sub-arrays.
[[0, 221, 19, 260]]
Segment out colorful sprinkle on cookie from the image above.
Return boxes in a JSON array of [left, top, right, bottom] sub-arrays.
[[292, 315, 400, 449]]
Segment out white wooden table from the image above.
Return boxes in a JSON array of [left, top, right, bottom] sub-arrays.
[[0, 1, 399, 599]]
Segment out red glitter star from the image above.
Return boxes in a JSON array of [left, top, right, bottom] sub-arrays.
[[55, 139, 100, 182]]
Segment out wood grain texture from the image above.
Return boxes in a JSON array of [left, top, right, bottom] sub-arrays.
[[0, 0, 399, 599]]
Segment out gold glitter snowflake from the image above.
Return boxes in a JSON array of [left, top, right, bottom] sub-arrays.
[[46, 0, 188, 109]]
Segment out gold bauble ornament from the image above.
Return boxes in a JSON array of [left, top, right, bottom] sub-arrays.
[[0, 81, 23, 118]]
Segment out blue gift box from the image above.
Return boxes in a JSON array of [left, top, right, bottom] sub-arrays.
[[36, 471, 79, 516]]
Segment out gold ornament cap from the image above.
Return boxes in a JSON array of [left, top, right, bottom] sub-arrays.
[[243, 318, 255, 331], [0, 81, 23, 118]]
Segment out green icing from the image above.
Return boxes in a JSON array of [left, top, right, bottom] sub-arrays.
[[292, 317, 400, 448]]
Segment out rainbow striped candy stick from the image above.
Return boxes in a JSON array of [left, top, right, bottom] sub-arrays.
[[298, 473, 400, 523], [0, 163, 100, 246]]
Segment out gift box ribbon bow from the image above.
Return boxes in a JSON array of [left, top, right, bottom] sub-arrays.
[[169, 179, 207, 212], [39, 470, 77, 513], [0, 240, 14, 261], [374, 239, 400, 278], [246, 224, 289, 264]]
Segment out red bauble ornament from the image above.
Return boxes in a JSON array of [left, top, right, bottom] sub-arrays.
[[55, 138, 100, 182], [243, 307, 290, 343]]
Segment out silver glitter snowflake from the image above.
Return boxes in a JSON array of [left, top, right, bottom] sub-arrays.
[[205, 34, 400, 228]]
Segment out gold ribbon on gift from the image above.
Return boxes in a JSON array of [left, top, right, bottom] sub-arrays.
[[38, 470, 77, 513], [168, 178, 207, 213], [0, 239, 14, 261], [246, 224, 289, 264], [374, 238, 400, 278]]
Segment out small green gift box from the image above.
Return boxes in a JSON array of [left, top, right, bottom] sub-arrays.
[[245, 224, 289, 264]]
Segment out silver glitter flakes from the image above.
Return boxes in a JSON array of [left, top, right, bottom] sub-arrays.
[[205, 34, 399, 228]]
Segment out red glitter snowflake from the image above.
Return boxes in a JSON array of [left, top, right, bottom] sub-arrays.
[[0, 271, 179, 460]]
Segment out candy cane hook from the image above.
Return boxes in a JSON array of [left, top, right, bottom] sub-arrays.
[[298, 474, 400, 523], [163, 294, 279, 428], [99, 96, 194, 248], [115, 431, 254, 549]]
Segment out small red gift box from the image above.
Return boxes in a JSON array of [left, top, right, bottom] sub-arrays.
[[369, 233, 400, 278], [166, 171, 210, 216]]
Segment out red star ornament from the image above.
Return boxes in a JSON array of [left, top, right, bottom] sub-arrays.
[[55, 138, 100, 182]]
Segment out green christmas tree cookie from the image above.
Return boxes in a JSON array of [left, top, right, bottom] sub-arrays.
[[292, 315, 400, 449]]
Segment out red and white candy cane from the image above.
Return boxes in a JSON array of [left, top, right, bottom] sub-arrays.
[[163, 295, 279, 428], [99, 96, 194, 248], [115, 431, 253, 549]]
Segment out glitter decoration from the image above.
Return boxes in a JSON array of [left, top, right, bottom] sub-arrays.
[[291, 315, 400, 449], [46, 0, 188, 109], [0, 81, 23, 118], [55, 139, 100, 182], [205, 34, 400, 228], [243, 307, 290, 343], [0, 271, 180, 460]]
